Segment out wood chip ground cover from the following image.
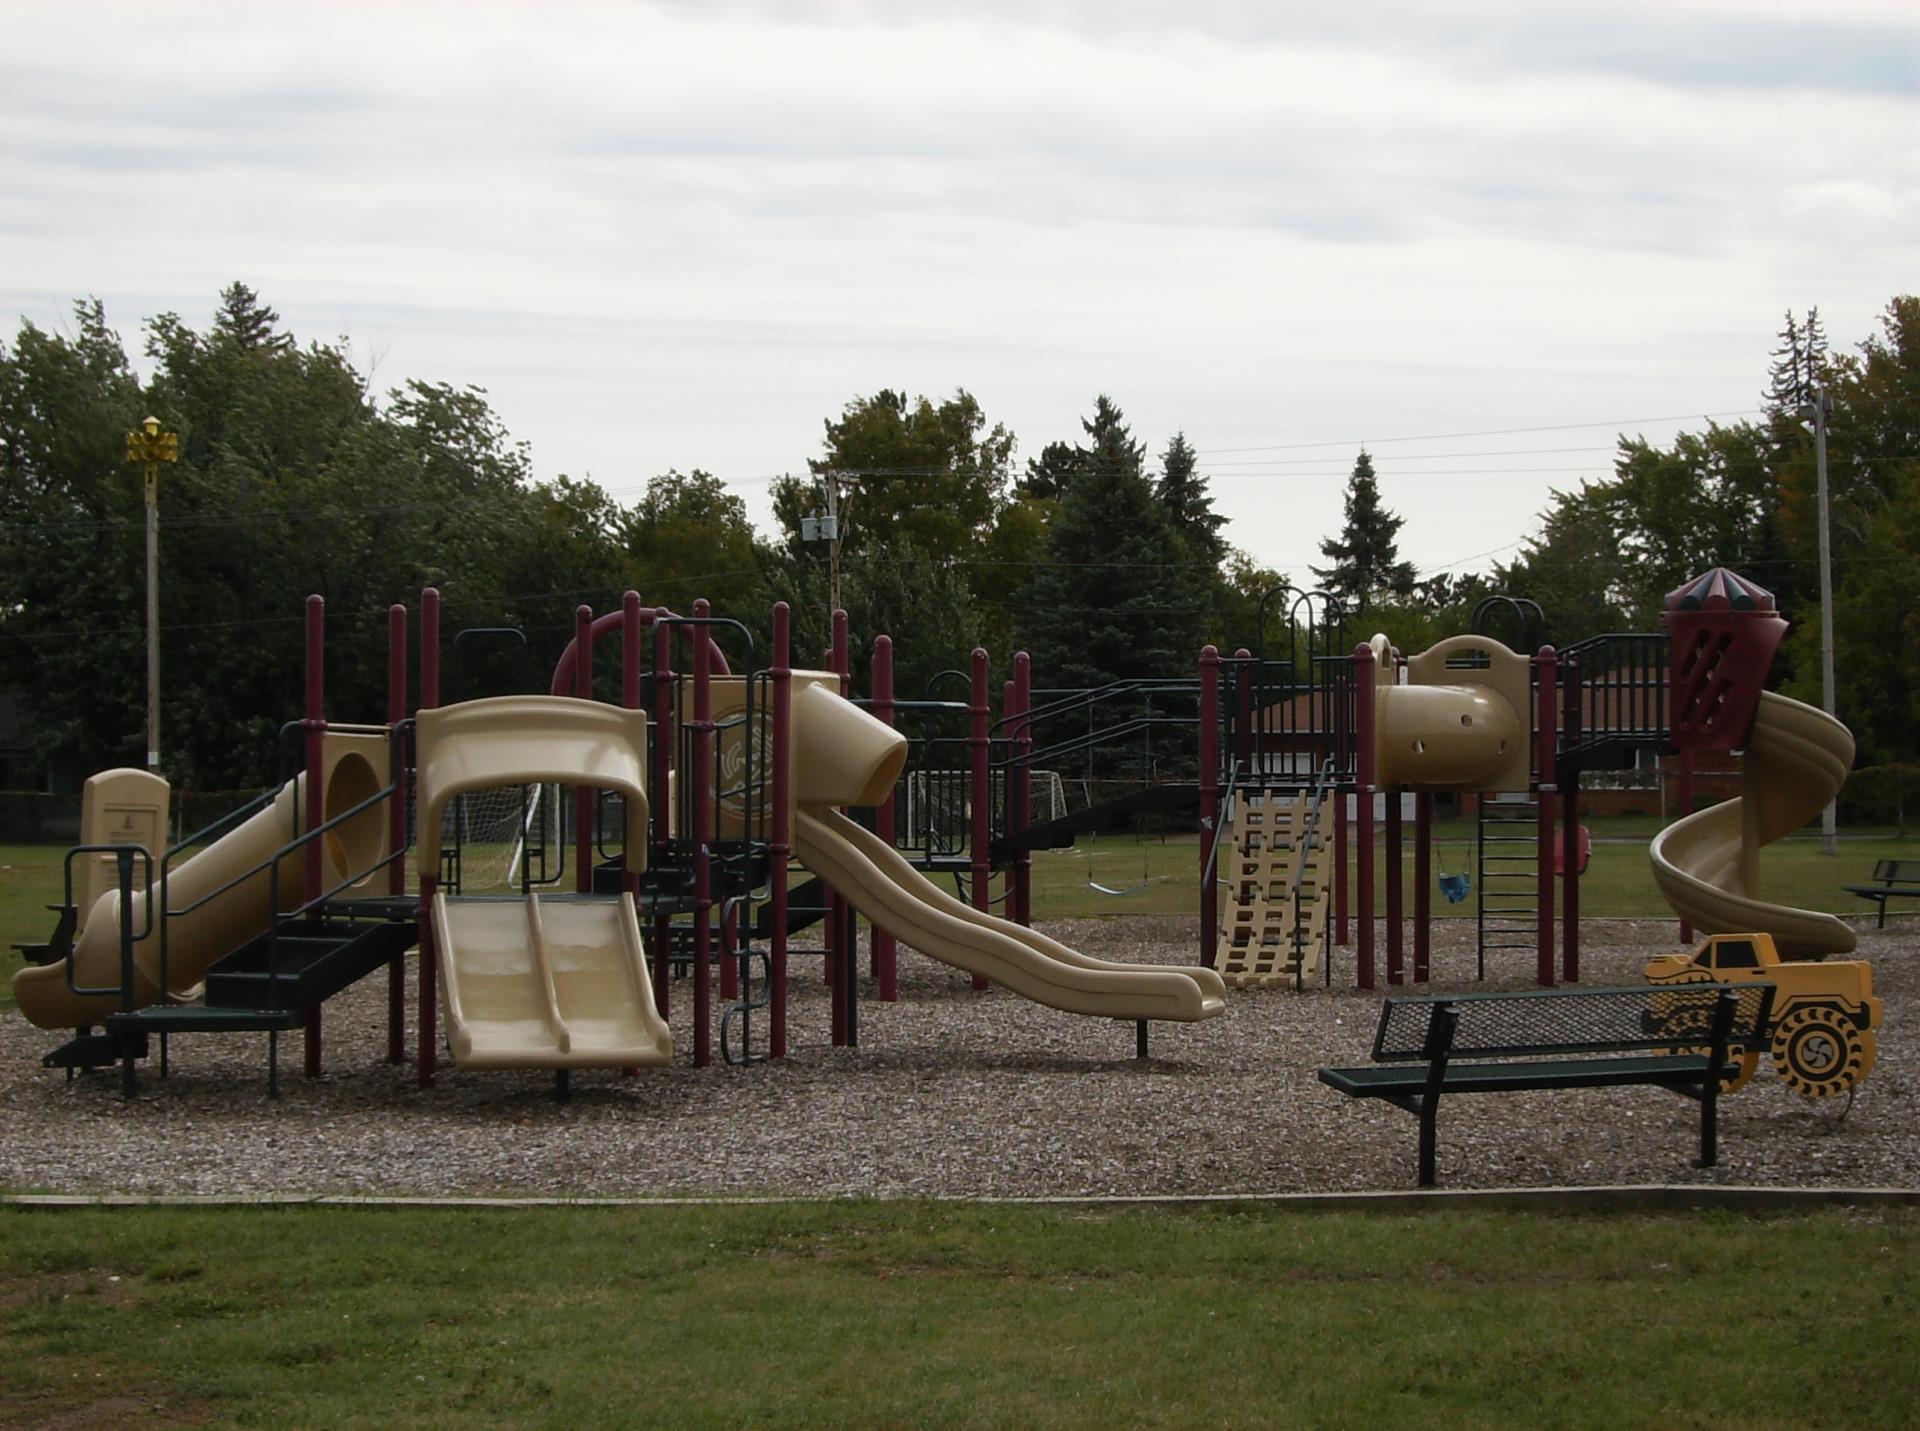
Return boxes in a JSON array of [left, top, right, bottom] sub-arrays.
[[1, 917, 1913, 1197]]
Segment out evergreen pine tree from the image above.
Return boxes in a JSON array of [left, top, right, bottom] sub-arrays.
[[1018, 439, 1080, 501], [1015, 397, 1202, 698], [1311, 449, 1415, 610], [1155, 431, 1227, 567], [1765, 307, 1831, 414]]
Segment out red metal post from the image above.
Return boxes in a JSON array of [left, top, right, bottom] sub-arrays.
[[828, 611, 850, 1033], [1013, 651, 1033, 929], [1385, 787, 1404, 986], [1676, 751, 1695, 944], [770, 604, 792, 1058], [1332, 650, 1350, 948], [1413, 791, 1431, 983], [1536, 645, 1559, 988], [651, 614, 673, 1017], [872, 635, 897, 999], [968, 647, 990, 991], [1354, 642, 1376, 990], [386, 602, 407, 1064], [574, 604, 594, 894], [689, 598, 738, 1005], [1562, 650, 1579, 983], [1199, 645, 1221, 967], [621, 592, 643, 1076], [692, 612, 714, 1067], [418, 587, 440, 1088], [303, 594, 325, 1077]]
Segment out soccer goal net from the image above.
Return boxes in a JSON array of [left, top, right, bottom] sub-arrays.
[[439, 782, 567, 891]]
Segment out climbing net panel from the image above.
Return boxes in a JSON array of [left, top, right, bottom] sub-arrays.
[[1216, 788, 1330, 986]]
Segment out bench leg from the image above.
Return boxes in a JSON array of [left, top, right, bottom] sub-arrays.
[[1879, 900, 1887, 930], [1418, 1096, 1439, 1188], [1697, 1078, 1718, 1168]]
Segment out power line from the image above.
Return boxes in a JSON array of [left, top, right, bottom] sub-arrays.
[[1194, 410, 1769, 455]]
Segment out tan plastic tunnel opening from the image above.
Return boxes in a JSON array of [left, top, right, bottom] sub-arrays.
[[792, 679, 908, 810], [321, 750, 388, 888]]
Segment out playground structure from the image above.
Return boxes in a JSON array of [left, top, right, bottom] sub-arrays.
[[13, 588, 1227, 1094], [8, 563, 1863, 1096], [1197, 567, 1859, 995]]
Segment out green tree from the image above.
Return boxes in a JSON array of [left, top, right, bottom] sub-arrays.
[[1014, 397, 1203, 695], [0, 288, 637, 788], [1016, 439, 1080, 502], [1765, 307, 1829, 416], [1156, 431, 1227, 568], [0, 299, 148, 785], [618, 469, 770, 618], [1780, 296, 1920, 763], [1490, 483, 1631, 644], [1312, 450, 1414, 611], [769, 388, 1014, 564]]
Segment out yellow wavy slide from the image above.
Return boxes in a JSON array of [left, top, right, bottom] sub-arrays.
[[1649, 691, 1856, 958], [794, 805, 1227, 1023]]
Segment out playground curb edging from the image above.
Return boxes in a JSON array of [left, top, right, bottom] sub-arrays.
[[2, 1185, 1916, 1213]]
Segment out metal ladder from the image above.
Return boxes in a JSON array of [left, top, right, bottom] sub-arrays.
[[1476, 795, 1538, 979]]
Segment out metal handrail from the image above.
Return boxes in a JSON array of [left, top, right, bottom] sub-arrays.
[[258, 795, 409, 1006], [1199, 759, 1247, 896], [160, 780, 404, 1000], [61, 844, 154, 1001], [1287, 761, 1337, 992]]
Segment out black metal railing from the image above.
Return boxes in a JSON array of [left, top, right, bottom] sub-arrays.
[[1287, 761, 1338, 992], [1558, 632, 1670, 756], [59, 844, 153, 1003]]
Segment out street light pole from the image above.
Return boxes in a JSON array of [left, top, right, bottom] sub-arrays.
[[126, 416, 178, 773], [1801, 384, 1838, 856]]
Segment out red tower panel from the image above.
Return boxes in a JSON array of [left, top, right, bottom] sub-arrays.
[[1662, 568, 1787, 752]]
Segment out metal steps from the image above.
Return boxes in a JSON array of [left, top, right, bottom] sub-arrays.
[[205, 916, 417, 1014]]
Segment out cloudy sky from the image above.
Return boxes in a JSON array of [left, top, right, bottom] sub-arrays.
[[4, 0, 1915, 591]]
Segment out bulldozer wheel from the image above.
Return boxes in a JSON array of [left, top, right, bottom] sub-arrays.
[[1770, 1006, 1875, 1100]]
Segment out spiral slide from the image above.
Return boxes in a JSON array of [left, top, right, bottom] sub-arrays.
[[1649, 691, 1857, 959], [794, 805, 1227, 1023]]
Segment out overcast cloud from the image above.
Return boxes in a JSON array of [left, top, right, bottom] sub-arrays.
[[3, 0, 1915, 588]]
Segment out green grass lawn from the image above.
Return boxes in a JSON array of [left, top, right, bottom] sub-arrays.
[[3, 1200, 1916, 1428], [1021, 822, 1920, 922]]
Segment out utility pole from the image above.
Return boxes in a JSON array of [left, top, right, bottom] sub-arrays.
[[800, 469, 845, 623], [822, 468, 844, 615], [1800, 384, 1838, 855], [126, 416, 178, 773]]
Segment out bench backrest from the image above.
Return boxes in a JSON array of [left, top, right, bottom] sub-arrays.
[[1371, 983, 1776, 1062], [1871, 859, 1920, 884]]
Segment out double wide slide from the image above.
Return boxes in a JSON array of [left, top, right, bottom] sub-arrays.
[[432, 891, 671, 1069]]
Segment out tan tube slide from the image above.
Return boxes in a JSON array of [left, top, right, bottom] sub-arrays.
[[794, 805, 1227, 1023], [1649, 690, 1856, 958], [13, 744, 389, 1031]]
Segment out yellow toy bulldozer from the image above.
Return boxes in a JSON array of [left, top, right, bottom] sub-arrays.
[[1644, 933, 1882, 1099]]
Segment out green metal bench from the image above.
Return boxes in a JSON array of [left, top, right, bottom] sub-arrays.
[[1843, 859, 1920, 928], [1319, 983, 1777, 1187]]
